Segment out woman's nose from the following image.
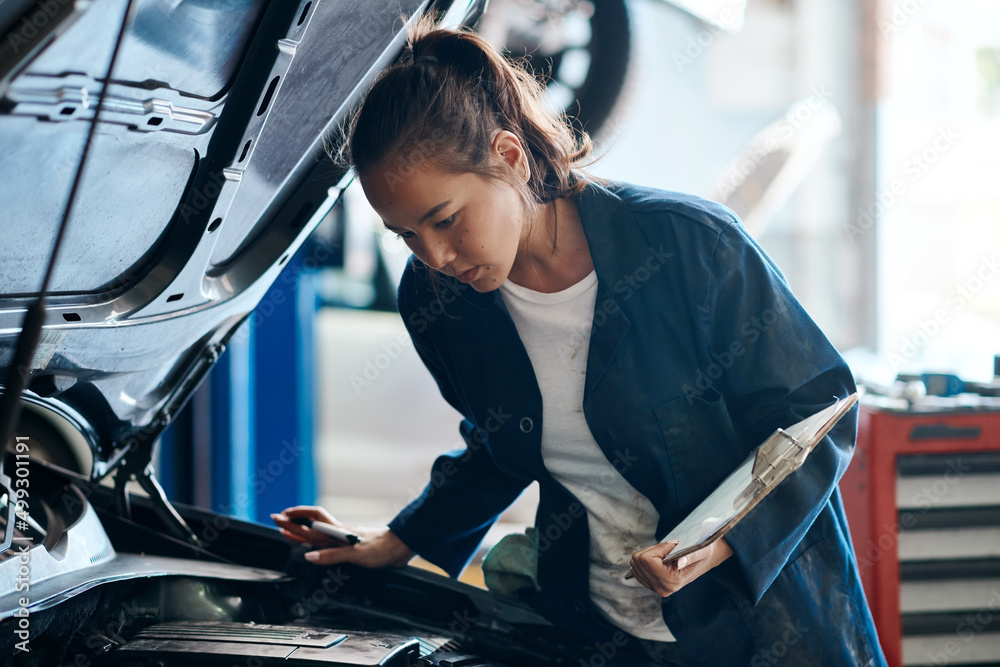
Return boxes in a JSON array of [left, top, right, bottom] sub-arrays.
[[421, 237, 457, 271]]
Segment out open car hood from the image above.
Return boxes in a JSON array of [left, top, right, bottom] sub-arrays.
[[0, 0, 479, 476]]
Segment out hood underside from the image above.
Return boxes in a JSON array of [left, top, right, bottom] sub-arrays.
[[0, 0, 448, 475]]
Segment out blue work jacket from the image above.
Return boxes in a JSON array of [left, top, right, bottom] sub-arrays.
[[388, 177, 886, 666]]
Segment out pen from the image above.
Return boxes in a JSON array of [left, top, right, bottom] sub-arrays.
[[290, 517, 363, 545]]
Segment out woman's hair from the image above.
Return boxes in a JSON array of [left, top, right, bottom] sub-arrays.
[[334, 12, 603, 213]]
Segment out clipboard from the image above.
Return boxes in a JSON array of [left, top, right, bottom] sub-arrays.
[[626, 393, 858, 577]]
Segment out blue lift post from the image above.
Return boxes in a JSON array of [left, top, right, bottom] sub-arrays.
[[210, 324, 256, 520], [251, 255, 318, 523], [158, 254, 319, 524]]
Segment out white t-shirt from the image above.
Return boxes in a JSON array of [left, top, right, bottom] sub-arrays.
[[499, 271, 676, 642]]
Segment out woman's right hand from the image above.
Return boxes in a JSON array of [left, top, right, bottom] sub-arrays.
[[271, 505, 414, 568]]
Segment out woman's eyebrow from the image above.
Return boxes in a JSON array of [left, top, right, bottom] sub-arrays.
[[418, 200, 453, 224], [382, 200, 454, 232]]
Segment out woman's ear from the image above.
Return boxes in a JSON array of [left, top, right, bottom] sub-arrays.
[[493, 129, 530, 182]]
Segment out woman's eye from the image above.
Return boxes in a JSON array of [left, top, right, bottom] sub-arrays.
[[435, 214, 456, 230], [388, 214, 454, 240]]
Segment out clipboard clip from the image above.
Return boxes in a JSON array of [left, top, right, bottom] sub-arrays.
[[733, 428, 804, 510]]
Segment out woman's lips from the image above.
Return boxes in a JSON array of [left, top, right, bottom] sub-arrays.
[[456, 266, 480, 283]]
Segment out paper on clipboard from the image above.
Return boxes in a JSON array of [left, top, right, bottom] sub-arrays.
[[630, 393, 858, 573]]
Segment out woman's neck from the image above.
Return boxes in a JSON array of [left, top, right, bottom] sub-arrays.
[[508, 197, 594, 293]]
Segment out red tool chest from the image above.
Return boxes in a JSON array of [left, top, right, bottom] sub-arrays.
[[840, 403, 1000, 667]]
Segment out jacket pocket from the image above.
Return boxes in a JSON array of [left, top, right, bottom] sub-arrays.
[[654, 389, 742, 513]]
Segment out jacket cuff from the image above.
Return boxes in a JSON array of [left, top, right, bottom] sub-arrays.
[[389, 498, 492, 579]]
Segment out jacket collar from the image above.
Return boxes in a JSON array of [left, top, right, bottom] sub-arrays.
[[474, 176, 634, 402], [575, 178, 634, 402]]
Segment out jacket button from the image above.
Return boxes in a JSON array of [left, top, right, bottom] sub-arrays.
[[519, 417, 534, 433], [573, 600, 588, 614]]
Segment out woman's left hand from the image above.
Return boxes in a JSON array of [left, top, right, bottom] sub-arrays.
[[629, 537, 733, 598]]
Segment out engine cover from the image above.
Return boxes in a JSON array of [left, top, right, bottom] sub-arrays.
[[101, 621, 420, 666]]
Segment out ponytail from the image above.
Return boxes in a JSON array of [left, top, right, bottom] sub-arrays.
[[336, 13, 602, 208]]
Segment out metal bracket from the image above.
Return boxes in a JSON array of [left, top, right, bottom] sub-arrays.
[[734, 428, 804, 509], [113, 426, 203, 548]]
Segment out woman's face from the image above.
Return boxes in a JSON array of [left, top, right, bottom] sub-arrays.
[[359, 142, 531, 293]]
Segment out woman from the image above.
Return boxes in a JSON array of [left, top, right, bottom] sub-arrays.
[[273, 15, 886, 667]]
